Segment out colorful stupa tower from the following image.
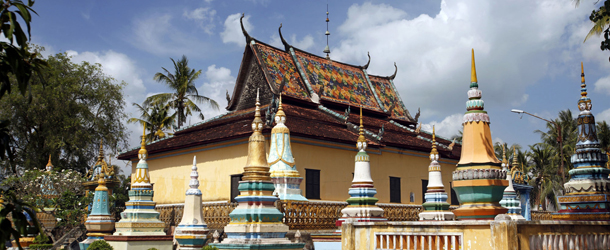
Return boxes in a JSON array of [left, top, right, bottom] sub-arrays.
[[336, 107, 386, 226], [80, 141, 115, 250], [211, 90, 304, 250], [499, 146, 525, 221], [174, 156, 209, 249], [105, 126, 172, 250], [451, 49, 508, 220], [419, 126, 455, 221], [269, 95, 308, 202], [554, 62, 610, 221]]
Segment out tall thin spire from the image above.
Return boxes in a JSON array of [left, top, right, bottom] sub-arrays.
[[511, 146, 518, 174], [501, 144, 509, 170], [139, 124, 147, 157], [323, 4, 331, 59], [471, 49, 478, 84], [98, 138, 105, 162], [46, 154, 53, 171], [242, 88, 270, 181], [430, 126, 438, 157]]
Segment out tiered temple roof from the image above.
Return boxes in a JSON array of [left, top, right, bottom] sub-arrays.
[[118, 16, 461, 161]]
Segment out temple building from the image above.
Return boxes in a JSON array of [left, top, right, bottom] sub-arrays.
[[117, 16, 462, 206]]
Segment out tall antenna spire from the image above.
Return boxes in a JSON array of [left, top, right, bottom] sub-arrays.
[[323, 4, 331, 59]]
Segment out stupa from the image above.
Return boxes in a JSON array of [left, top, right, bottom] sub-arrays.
[[554, 63, 610, 221], [499, 146, 525, 221], [451, 49, 508, 220], [336, 107, 386, 226], [104, 126, 172, 250], [419, 126, 454, 221], [79, 143, 115, 249], [210, 90, 304, 249], [268, 95, 307, 202], [174, 156, 209, 249]]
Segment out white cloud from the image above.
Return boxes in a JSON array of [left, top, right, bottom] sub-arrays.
[[594, 75, 610, 95], [184, 7, 217, 35], [512, 94, 529, 106], [130, 14, 204, 56], [221, 13, 252, 46], [331, 0, 593, 121], [191, 65, 236, 124], [597, 108, 610, 123], [269, 33, 315, 50], [421, 113, 463, 139]]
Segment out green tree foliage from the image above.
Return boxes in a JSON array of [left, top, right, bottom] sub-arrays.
[[128, 102, 175, 143], [575, 0, 610, 61], [534, 110, 577, 182], [145, 55, 219, 129], [0, 52, 128, 173], [87, 240, 114, 250]]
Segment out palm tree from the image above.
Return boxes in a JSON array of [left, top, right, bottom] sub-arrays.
[[534, 110, 577, 183], [145, 55, 219, 129], [493, 142, 521, 163], [528, 144, 561, 211], [128, 103, 176, 143], [573, 0, 609, 42]]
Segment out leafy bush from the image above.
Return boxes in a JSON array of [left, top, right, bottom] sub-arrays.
[[202, 246, 219, 250], [29, 244, 53, 250], [33, 233, 49, 244], [87, 240, 114, 250], [147, 248, 158, 250]]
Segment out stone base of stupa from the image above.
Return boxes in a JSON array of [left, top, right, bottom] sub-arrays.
[[336, 206, 387, 226], [452, 178, 508, 220], [452, 205, 508, 221], [211, 222, 304, 250], [419, 211, 455, 221], [104, 235, 174, 250], [174, 224, 209, 250], [272, 177, 308, 202], [113, 221, 166, 236], [79, 235, 105, 250], [210, 239, 304, 250], [553, 193, 610, 221]]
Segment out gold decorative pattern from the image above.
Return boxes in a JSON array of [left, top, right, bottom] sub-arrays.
[[531, 210, 553, 220], [557, 195, 607, 203]]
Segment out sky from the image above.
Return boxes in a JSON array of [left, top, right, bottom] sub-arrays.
[[29, 0, 610, 171]]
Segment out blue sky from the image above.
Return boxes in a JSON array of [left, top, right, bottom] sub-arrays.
[[30, 0, 610, 168]]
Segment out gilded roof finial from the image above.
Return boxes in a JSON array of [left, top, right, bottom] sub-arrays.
[[357, 106, 365, 143], [46, 154, 53, 171], [139, 124, 147, 156], [430, 125, 438, 156], [252, 88, 263, 132], [511, 146, 518, 173], [276, 94, 285, 119], [578, 62, 591, 114], [98, 138, 104, 162], [471, 49, 478, 84]]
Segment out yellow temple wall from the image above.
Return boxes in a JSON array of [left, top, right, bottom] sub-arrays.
[[134, 136, 458, 205]]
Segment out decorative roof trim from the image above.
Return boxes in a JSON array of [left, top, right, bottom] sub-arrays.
[[362, 68, 387, 113], [362, 52, 371, 69], [240, 13, 252, 44], [278, 23, 291, 52], [389, 62, 398, 80]]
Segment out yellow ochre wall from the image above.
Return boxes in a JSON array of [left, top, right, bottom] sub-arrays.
[[133, 135, 458, 205]]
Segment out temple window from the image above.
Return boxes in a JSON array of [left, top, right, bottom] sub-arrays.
[[390, 177, 401, 203], [305, 169, 320, 199]]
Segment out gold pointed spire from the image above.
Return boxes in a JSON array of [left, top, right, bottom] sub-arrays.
[[276, 94, 285, 118], [98, 138, 104, 162], [502, 144, 508, 163], [357, 106, 366, 143], [139, 124, 147, 156], [243, 88, 270, 181], [430, 126, 438, 156], [46, 154, 52, 167], [512, 146, 518, 167], [471, 49, 477, 83]]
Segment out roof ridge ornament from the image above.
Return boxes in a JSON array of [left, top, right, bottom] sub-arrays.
[[389, 62, 397, 80], [279, 23, 291, 52], [240, 13, 252, 44], [323, 4, 331, 59], [362, 52, 371, 69]]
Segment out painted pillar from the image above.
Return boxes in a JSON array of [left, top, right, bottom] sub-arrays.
[[554, 63, 610, 221], [211, 90, 304, 250], [175, 156, 209, 250], [79, 143, 115, 249], [113, 127, 166, 235], [269, 96, 308, 202], [451, 49, 508, 220], [336, 107, 386, 226], [419, 126, 454, 221]]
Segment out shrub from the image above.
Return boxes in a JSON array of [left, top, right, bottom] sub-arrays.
[[87, 240, 114, 250], [202, 246, 219, 250], [29, 244, 53, 250], [147, 248, 158, 250]]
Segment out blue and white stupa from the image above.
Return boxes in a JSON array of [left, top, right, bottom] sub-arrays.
[[269, 95, 308, 202], [499, 146, 525, 221], [419, 126, 454, 221]]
